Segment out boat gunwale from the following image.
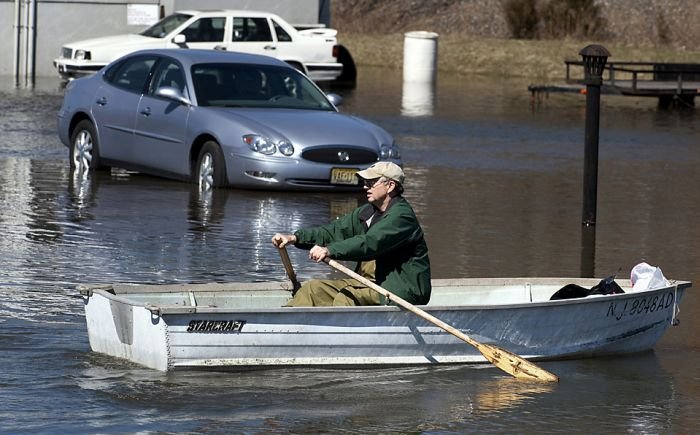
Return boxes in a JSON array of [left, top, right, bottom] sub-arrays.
[[79, 278, 691, 316]]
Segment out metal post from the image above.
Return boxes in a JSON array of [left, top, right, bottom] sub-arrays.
[[580, 225, 596, 278], [13, 0, 22, 85], [26, 0, 36, 87], [23, 0, 30, 85], [580, 45, 610, 226]]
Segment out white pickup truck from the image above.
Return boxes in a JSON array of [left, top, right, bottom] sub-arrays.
[[53, 10, 343, 83]]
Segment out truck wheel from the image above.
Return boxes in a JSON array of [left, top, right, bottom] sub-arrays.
[[333, 45, 357, 89]]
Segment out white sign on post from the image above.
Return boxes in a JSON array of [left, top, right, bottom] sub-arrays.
[[127, 4, 159, 26]]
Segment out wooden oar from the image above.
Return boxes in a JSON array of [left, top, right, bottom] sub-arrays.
[[277, 246, 301, 294], [324, 257, 559, 383]]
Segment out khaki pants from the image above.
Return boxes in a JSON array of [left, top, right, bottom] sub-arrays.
[[285, 278, 382, 306], [285, 261, 380, 307]]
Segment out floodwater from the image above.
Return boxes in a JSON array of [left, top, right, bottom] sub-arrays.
[[1, 67, 699, 433]]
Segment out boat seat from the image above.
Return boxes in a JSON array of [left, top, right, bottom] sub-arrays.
[[428, 284, 537, 305]]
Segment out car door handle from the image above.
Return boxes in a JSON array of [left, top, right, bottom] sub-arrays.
[[264, 45, 276, 51], [95, 97, 107, 106], [140, 107, 151, 116], [214, 45, 227, 51]]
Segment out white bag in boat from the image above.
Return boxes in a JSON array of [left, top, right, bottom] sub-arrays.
[[630, 262, 669, 291]]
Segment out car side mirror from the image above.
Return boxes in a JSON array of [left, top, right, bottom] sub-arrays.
[[154, 86, 191, 105], [173, 34, 186, 44], [326, 93, 343, 107]]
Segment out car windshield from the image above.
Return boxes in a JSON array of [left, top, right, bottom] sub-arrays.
[[140, 13, 192, 38], [191, 63, 335, 111]]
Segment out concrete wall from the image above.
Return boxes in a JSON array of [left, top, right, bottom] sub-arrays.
[[1, 0, 327, 79], [0, 3, 14, 75]]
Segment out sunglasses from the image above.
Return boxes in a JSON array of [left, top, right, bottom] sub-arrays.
[[363, 177, 387, 188]]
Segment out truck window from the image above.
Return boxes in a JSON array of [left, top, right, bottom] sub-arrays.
[[232, 17, 273, 42], [182, 18, 225, 43], [272, 20, 292, 42]]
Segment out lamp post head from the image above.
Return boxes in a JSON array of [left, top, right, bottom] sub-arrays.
[[579, 44, 610, 85]]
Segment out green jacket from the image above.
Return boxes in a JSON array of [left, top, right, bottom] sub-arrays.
[[294, 197, 431, 304]]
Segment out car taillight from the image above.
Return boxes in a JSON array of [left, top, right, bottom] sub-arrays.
[[332, 45, 339, 59]]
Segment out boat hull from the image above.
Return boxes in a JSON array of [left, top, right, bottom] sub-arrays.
[[80, 278, 689, 371]]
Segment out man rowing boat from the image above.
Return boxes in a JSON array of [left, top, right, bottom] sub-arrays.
[[272, 162, 431, 306]]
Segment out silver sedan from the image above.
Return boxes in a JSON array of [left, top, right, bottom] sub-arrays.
[[57, 49, 401, 190]]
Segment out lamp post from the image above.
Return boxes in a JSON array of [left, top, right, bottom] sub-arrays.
[[580, 44, 610, 226]]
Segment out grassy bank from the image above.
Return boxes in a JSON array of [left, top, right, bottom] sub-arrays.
[[339, 34, 700, 81]]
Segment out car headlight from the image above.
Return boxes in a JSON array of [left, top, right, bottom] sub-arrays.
[[243, 135, 295, 156], [74, 50, 91, 61], [390, 141, 401, 159], [242, 134, 277, 155], [277, 140, 294, 156], [379, 142, 401, 160]]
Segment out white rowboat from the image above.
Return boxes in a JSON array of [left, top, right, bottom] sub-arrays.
[[78, 277, 690, 371]]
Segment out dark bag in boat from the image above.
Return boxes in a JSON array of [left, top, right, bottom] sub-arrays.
[[550, 275, 624, 300]]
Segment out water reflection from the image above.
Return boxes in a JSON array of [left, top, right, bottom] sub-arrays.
[[72, 363, 559, 429], [67, 164, 96, 221], [468, 376, 556, 413], [187, 186, 227, 232], [401, 80, 435, 117], [60, 168, 363, 284], [66, 352, 679, 432], [545, 353, 676, 433]]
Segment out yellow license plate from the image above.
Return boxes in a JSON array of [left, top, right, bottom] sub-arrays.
[[330, 167, 359, 185]]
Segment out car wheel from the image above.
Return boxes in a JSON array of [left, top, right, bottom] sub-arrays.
[[70, 120, 103, 171], [195, 141, 227, 190]]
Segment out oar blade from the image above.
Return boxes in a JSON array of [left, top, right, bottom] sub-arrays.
[[476, 342, 559, 383]]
